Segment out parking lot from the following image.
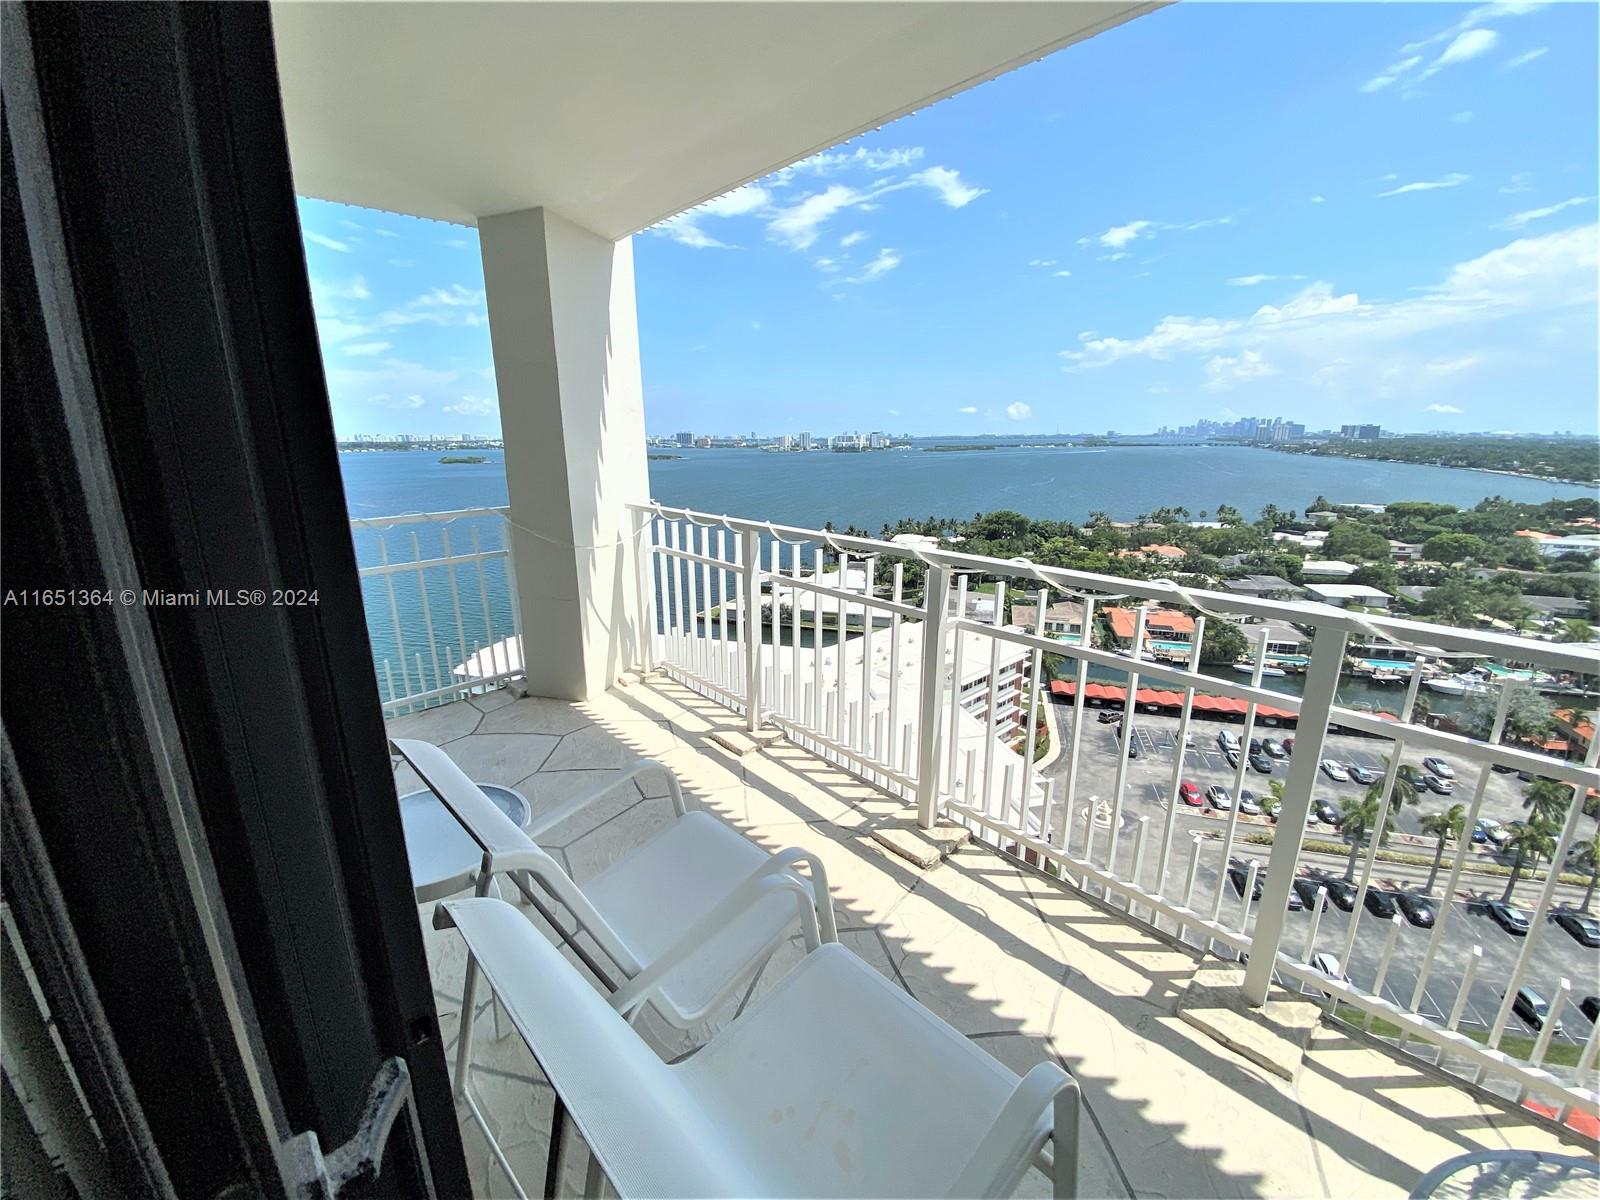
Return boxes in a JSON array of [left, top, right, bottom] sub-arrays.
[[1041, 697, 1600, 1067]]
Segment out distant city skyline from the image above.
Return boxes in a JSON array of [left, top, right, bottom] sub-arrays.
[[301, 2, 1598, 440]]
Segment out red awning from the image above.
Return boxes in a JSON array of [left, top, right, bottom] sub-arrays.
[[1050, 680, 1296, 721]]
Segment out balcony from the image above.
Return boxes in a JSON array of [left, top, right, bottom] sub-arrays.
[[369, 503, 1599, 1196]]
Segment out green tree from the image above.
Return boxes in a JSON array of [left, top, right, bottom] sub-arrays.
[[1419, 804, 1466, 893], [1522, 777, 1572, 825], [1501, 816, 1558, 903], [1348, 562, 1399, 593], [1422, 532, 1490, 564], [1338, 791, 1400, 880], [1324, 521, 1391, 562], [1459, 680, 1555, 742], [1557, 618, 1596, 643], [1198, 619, 1249, 665], [1570, 829, 1600, 913], [1501, 538, 1545, 570]]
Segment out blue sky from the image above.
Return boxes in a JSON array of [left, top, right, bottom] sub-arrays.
[[301, 1, 1598, 439]]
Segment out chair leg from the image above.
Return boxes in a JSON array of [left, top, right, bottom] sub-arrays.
[[487, 876, 509, 1040], [731, 945, 779, 1021], [453, 950, 483, 1100], [1052, 1080, 1080, 1200], [545, 1094, 571, 1200]]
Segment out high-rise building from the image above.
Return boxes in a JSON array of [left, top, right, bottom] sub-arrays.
[[798, 432, 813, 451], [1339, 424, 1381, 440], [675, 431, 694, 446]]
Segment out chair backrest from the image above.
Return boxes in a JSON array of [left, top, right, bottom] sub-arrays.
[[439, 897, 759, 1198], [391, 737, 644, 975]]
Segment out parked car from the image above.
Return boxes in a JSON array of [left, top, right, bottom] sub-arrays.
[[1292, 876, 1325, 908], [1511, 986, 1562, 1035], [1395, 892, 1436, 928], [1491, 761, 1516, 774], [1422, 774, 1456, 796], [1363, 889, 1400, 919], [1248, 738, 1263, 755], [1283, 736, 1295, 756], [1205, 785, 1233, 812], [1397, 764, 1426, 790], [1226, 861, 1263, 900], [1249, 750, 1274, 774], [1422, 756, 1455, 780], [1320, 759, 1350, 782], [1177, 781, 1204, 807], [1097, 709, 1122, 724], [1314, 799, 1341, 826], [1346, 763, 1380, 785], [1321, 877, 1358, 911], [1217, 730, 1240, 752], [1223, 747, 1242, 769], [1237, 789, 1262, 816], [1474, 818, 1509, 847], [1552, 910, 1600, 948], [1309, 951, 1344, 983], [1582, 996, 1600, 1023], [1263, 738, 1287, 759], [1487, 898, 1530, 935]]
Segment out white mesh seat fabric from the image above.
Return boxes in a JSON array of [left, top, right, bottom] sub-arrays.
[[580, 809, 801, 1023], [391, 737, 836, 1031], [440, 896, 1078, 1200]]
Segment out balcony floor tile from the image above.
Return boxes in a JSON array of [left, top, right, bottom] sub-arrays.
[[391, 679, 1592, 1199]]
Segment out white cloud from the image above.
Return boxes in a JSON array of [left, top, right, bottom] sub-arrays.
[[957, 406, 979, 415], [1006, 402, 1032, 421], [1053, 270, 1072, 278], [780, 146, 924, 179], [1423, 356, 1481, 376], [1061, 225, 1598, 386], [443, 238, 472, 250], [1227, 273, 1307, 287], [887, 408, 901, 416], [1496, 196, 1595, 229], [442, 394, 497, 415], [655, 184, 773, 249], [387, 258, 416, 268], [316, 317, 374, 345], [342, 341, 392, 357], [1500, 172, 1534, 194], [844, 248, 901, 285], [1309, 195, 1327, 204], [1028, 258, 1057, 267], [1424, 403, 1465, 413], [1378, 173, 1469, 197], [1202, 350, 1278, 391], [1363, 4, 1542, 93], [305, 231, 350, 253], [1505, 46, 1548, 68], [910, 166, 987, 208], [413, 284, 483, 308], [841, 231, 868, 248], [1452, 110, 1474, 123], [364, 393, 425, 410], [1097, 220, 1152, 249], [1361, 54, 1424, 92], [373, 229, 400, 239], [767, 185, 866, 250]]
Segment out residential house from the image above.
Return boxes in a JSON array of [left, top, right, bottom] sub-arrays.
[[1104, 606, 1198, 661], [1388, 540, 1425, 561], [1009, 598, 1090, 643], [1300, 560, 1358, 581], [1305, 583, 1393, 610], [1222, 574, 1308, 601]]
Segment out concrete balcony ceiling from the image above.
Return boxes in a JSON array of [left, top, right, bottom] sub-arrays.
[[271, 1, 1155, 234]]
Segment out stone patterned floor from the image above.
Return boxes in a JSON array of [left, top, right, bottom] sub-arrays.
[[389, 677, 1593, 1199]]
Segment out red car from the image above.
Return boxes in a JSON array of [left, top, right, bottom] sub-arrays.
[[1178, 781, 1203, 807]]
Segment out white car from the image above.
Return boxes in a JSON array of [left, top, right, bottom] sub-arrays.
[[1421, 756, 1455, 780], [1310, 951, 1344, 981], [1319, 759, 1350, 782]]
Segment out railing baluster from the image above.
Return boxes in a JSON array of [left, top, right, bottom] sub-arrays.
[[378, 533, 413, 702], [411, 531, 444, 697], [812, 548, 824, 731], [790, 542, 802, 721], [1106, 606, 1148, 876], [887, 563, 904, 771], [1157, 615, 1205, 905], [442, 526, 470, 690], [946, 576, 968, 794], [1061, 598, 1095, 855], [470, 526, 500, 681], [1212, 625, 1268, 924], [741, 528, 763, 731], [1363, 915, 1403, 1032]]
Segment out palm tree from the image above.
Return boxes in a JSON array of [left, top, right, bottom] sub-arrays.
[[1501, 816, 1558, 903], [1522, 778, 1572, 826], [1420, 804, 1466, 894], [1337, 791, 1400, 881], [1265, 778, 1286, 819], [1570, 829, 1600, 913]]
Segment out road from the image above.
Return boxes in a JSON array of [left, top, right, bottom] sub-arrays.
[[1038, 696, 1600, 1059]]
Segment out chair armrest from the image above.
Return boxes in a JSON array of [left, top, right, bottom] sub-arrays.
[[763, 847, 839, 944], [522, 758, 687, 842], [947, 1063, 1076, 1199], [608, 863, 823, 1020]]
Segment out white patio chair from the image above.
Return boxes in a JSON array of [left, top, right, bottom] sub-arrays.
[[436, 895, 1081, 1200], [390, 738, 837, 1040]]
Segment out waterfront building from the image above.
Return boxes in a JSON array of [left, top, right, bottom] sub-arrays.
[[675, 430, 694, 447], [1339, 424, 1382, 440]]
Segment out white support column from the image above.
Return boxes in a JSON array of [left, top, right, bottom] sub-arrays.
[[478, 207, 648, 700], [915, 568, 953, 828], [1242, 624, 1348, 1006]]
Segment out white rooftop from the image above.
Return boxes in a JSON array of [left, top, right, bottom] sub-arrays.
[[1306, 584, 1393, 601]]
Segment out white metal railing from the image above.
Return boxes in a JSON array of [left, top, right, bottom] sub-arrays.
[[630, 500, 1600, 1116], [349, 508, 523, 714]]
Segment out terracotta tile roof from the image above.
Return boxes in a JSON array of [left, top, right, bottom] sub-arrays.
[[1104, 607, 1196, 639]]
